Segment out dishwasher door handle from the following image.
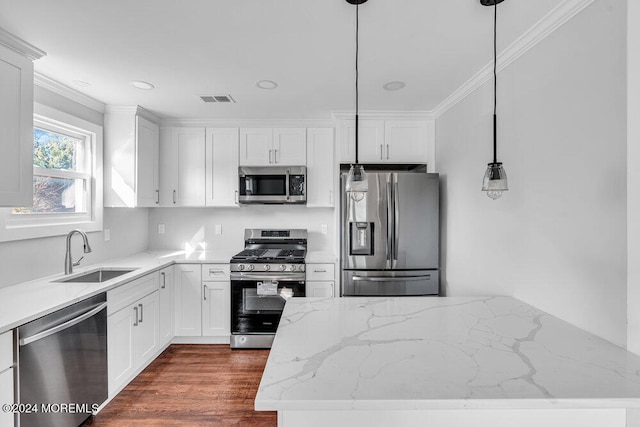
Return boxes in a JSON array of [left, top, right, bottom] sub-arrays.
[[19, 302, 108, 346]]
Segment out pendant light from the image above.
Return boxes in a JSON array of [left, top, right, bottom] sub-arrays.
[[345, 0, 368, 202], [481, 0, 508, 200]]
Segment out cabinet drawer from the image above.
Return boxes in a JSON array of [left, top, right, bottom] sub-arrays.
[[108, 273, 158, 315], [306, 264, 335, 281], [0, 331, 12, 370], [202, 264, 230, 281]]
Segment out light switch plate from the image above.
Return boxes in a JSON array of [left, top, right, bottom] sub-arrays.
[[158, 224, 165, 234], [104, 229, 111, 241], [321, 224, 328, 234], [215, 224, 222, 235]]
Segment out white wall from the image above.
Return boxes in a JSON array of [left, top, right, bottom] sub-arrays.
[[148, 207, 335, 254], [0, 87, 150, 288], [436, 0, 627, 346]]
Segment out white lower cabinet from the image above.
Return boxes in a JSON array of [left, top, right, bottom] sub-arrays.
[[107, 274, 160, 396], [158, 266, 175, 346], [202, 264, 230, 337], [174, 264, 202, 336], [0, 330, 14, 427], [306, 263, 335, 298]]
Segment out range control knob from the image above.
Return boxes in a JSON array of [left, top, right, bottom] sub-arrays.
[[238, 264, 245, 271], [279, 265, 286, 271], [289, 265, 296, 271], [248, 264, 255, 271], [264, 264, 271, 271]]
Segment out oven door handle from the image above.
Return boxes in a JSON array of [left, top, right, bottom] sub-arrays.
[[352, 275, 431, 282], [231, 273, 305, 281]]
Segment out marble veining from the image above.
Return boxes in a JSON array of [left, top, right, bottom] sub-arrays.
[[255, 297, 640, 410]]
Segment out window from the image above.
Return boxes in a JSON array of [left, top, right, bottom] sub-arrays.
[[0, 103, 103, 242]]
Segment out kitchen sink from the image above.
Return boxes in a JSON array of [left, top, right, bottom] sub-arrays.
[[56, 268, 137, 283]]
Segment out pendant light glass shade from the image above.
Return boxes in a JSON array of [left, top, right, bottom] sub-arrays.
[[482, 162, 508, 200], [346, 164, 368, 202]]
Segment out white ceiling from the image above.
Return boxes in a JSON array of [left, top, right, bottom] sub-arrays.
[[0, 0, 561, 119]]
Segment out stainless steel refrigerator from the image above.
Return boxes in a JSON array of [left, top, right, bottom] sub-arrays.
[[341, 169, 439, 296]]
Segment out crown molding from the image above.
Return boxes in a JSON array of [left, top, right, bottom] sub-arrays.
[[105, 105, 160, 124], [332, 110, 435, 120], [433, 0, 596, 118], [34, 72, 106, 113], [0, 27, 46, 60], [160, 118, 336, 128]]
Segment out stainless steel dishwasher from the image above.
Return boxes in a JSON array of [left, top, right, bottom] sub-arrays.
[[16, 293, 108, 427]]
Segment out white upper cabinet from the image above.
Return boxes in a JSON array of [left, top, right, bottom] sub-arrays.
[[337, 119, 384, 164], [306, 128, 335, 207], [205, 128, 239, 207], [160, 127, 206, 207], [0, 30, 45, 207], [384, 120, 429, 163], [239, 128, 306, 166], [337, 117, 433, 167], [105, 107, 160, 207]]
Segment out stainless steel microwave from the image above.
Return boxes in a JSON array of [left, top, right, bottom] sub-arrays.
[[238, 166, 306, 204]]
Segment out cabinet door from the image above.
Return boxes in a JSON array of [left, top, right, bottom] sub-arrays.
[[136, 116, 160, 207], [202, 281, 230, 337], [306, 282, 334, 298], [239, 128, 272, 166], [338, 119, 384, 163], [0, 368, 13, 427], [134, 291, 159, 366], [205, 128, 239, 207], [159, 128, 205, 206], [158, 267, 174, 346], [306, 128, 334, 207], [384, 120, 429, 163], [174, 264, 202, 336], [273, 128, 306, 165], [0, 44, 34, 207], [108, 304, 136, 395]]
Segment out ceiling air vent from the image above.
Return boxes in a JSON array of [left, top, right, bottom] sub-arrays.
[[199, 95, 236, 103]]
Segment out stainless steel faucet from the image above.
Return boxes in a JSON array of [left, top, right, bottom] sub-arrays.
[[64, 229, 92, 275]]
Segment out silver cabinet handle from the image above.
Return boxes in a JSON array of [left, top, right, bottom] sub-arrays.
[[138, 303, 143, 323], [274, 149, 278, 163], [380, 144, 383, 160], [313, 269, 327, 273], [173, 190, 176, 204], [353, 275, 431, 282], [160, 272, 166, 289], [209, 269, 225, 275], [235, 190, 239, 204], [386, 144, 390, 160], [19, 302, 107, 346], [133, 306, 139, 326], [269, 149, 273, 163], [155, 189, 159, 204], [204, 284, 208, 300], [329, 189, 333, 205]]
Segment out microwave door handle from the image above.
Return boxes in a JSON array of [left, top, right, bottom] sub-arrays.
[[285, 169, 290, 201]]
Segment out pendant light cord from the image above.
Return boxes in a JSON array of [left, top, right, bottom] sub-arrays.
[[492, 3, 498, 164], [355, 3, 360, 164]]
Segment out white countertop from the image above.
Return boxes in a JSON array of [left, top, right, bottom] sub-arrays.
[[0, 249, 235, 334], [255, 296, 640, 411]]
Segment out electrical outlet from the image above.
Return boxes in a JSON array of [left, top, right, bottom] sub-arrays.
[[158, 224, 165, 234], [215, 224, 222, 235], [104, 228, 111, 241], [321, 224, 328, 234]]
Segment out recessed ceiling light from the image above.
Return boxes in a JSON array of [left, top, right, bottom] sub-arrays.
[[72, 80, 91, 88], [383, 81, 406, 91], [130, 80, 155, 90], [256, 80, 278, 90]]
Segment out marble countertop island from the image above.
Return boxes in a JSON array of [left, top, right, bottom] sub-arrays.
[[256, 296, 640, 427]]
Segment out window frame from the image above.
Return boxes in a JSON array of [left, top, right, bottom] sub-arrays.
[[0, 103, 103, 242]]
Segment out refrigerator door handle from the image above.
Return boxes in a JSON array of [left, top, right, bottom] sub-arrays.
[[394, 179, 400, 262], [352, 275, 431, 282], [386, 180, 393, 262]]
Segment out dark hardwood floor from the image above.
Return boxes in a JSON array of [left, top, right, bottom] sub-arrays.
[[83, 345, 277, 426]]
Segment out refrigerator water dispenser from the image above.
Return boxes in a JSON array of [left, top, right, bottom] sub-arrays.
[[350, 222, 374, 255]]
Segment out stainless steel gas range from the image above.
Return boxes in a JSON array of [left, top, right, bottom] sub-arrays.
[[230, 229, 307, 349]]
